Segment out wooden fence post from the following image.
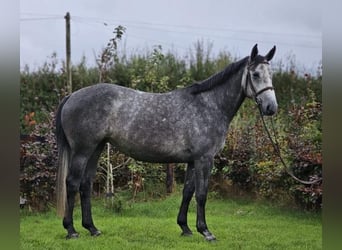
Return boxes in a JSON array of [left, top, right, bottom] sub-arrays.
[[166, 163, 175, 193], [65, 12, 72, 94]]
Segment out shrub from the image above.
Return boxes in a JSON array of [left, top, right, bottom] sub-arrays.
[[20, 112, 57, 211], [286, 95, 322, 210]]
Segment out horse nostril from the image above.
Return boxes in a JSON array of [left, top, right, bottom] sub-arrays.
[[265, 104, 275, 116]]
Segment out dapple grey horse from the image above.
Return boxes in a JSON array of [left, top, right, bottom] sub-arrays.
[[56, 44, 277, 241]]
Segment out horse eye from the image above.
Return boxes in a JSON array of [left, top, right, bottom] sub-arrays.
[[252, 72, 260, 78]]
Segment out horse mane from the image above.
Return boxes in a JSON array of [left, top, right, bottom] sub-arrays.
[[188, 56, 249, 95]]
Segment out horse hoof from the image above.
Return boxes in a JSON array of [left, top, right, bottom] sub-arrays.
[[66, 232, 79, 239], [202, 230, 216, 242], [181, 231, 193, 237], [205, 234, 216, 242], [206, 236, 216, 242], [91, 230, 101, 237]]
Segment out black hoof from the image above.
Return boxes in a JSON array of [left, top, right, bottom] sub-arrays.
[[66, 232, 79, 239], [181, 231, 193, 237], [91, 230, 101, 237], [179, 225, 193, 237]]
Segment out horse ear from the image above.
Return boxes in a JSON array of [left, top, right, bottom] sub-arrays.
[[250, 44, 258, 61], [265, 46, 276, 61]]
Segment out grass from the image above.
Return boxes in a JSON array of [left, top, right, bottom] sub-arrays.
[[20, 192, 321, 249]]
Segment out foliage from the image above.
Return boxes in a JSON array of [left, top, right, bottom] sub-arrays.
[[212, 76, 322, 210], [96, 25, 126, 82], [286, 89, 322, 210], [20, 53, 65, 134], [20, 112, 57, 212]]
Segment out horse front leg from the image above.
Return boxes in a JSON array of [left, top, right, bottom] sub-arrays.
[[194, 156, 216, 241], [177, 162, 195, 236]]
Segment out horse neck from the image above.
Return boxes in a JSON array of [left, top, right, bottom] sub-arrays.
[[206, 66, 246, 120]]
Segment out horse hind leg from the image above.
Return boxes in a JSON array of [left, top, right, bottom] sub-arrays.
[[63, 152, 89, 239], [80, 142, 105, 237], [194, 156, 216, 241], [177, 162, 195, 236]]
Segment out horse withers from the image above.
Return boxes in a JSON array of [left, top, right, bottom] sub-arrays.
[[56, 44, 277, 241]]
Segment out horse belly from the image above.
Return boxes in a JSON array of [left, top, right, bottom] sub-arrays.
[[107, 130, 193, 163]]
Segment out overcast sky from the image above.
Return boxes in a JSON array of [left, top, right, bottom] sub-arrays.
[[20, 0, 322, 74]]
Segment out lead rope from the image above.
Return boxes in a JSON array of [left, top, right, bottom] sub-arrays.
[[256, 105, 322, 185]]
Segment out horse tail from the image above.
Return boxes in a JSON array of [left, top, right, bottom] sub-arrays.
[[56, 95, 71, 218]]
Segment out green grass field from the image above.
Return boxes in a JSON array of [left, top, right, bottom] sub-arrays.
[[20, 192, 321, 249]]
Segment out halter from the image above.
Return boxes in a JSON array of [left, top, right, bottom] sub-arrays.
[[244, 61, 274, 105]]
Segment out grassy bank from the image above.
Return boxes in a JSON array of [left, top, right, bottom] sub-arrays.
[[20, 192, 321, 249]]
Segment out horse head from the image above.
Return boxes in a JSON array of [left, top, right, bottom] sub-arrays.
[[243, 44, 278, 116]]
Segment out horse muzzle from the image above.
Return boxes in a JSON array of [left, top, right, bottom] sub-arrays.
[[258, 99, 278, 116]]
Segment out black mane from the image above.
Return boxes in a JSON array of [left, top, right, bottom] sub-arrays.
[[188, 56, 249, 94]]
